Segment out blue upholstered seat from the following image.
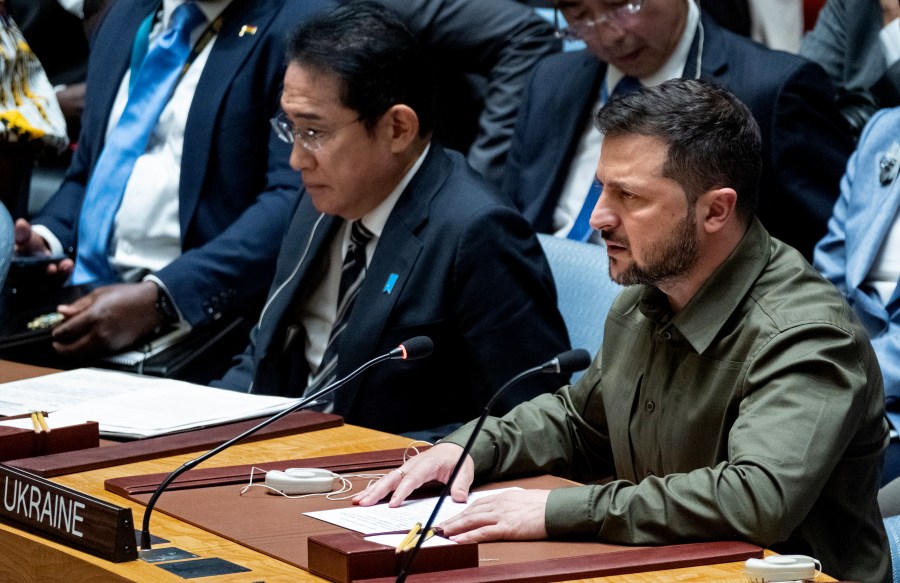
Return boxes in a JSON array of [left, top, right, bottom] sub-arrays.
[[885, 515, 900, 581], [537, 234, 622, 377]]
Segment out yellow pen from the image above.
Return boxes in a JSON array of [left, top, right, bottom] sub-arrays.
[[30, 412, 41, 434], [35, 411, 50, 433], [395, 522, 421, 554], [399, 527, 435, 553]]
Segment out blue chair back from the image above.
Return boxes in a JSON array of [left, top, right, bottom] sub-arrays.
[[0, 204, 12, 290], [537, 234, 622, 376], [886, 515, 900, 582]]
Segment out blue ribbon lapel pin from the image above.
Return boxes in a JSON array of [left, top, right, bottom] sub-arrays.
[[383, 273, 399, 294]]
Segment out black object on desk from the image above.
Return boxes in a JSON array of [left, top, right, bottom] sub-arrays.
[[0, 271, 248, 384]]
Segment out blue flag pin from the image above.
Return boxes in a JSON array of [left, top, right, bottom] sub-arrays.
[[383, 273, 399, 294]]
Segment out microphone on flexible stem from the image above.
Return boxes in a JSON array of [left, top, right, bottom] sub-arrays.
[[139, 335, 434, 552], [395, 348, 591, 583]]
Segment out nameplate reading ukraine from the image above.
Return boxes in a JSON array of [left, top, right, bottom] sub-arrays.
[[0, 463, 138, 562]]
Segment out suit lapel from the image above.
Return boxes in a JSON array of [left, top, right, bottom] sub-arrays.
[[256, 207, 339, 363], [330, 147, 449, 415], [695, 14, 728, 81], [532, 53, 604, 227], [179, 0, 277, 230], [550, 53, 602, 176], [848, 157, 900, 291], [92, 0, 160, 161]]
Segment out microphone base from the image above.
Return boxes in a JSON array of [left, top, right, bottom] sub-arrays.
[[307, 532, 477, 583]]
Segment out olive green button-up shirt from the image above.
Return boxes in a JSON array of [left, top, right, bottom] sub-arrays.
[[449, 219, 890, 582]]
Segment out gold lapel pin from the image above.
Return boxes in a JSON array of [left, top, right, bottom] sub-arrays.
[[239, 24, 258, 37]]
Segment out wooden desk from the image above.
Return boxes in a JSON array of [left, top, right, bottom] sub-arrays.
[[0, 361, 834, 582]]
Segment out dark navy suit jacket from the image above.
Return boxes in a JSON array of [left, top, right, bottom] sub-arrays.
[[34, 0, 330, 325], [217, 145, 572, 435], [503, 13, 854, 259]]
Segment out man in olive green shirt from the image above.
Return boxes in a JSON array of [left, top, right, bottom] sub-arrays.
[[354, 79, 890, 582]]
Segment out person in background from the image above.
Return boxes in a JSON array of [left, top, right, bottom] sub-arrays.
[[800, 0, 900, 138], [6, 0, 93, 145], [12, 0, 330, 377], [355, 79, 889, 583], [813, 105, 900, 488], [0, 0, 68, 219], [214, 1, 571, 441], [505, 0, 852, 260], [5, 0, 116, 220]]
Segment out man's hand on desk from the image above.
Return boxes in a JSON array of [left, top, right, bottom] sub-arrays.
[[353, 443, 474, 508], [52, 281, 161, 356], [439, 488, 550, 543], [352, 442, 550, 543]]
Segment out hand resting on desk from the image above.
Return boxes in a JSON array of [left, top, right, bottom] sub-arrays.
[[351, 442, 549, 543]]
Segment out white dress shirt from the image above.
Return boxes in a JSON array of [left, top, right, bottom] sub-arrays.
[[881, 18, 900, 69]]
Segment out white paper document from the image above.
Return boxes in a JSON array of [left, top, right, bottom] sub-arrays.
[[0, 368, 298, 438], [305, 487, 522, 535]]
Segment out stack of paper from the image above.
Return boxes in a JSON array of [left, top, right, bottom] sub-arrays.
[[0, 368, 298, 439]]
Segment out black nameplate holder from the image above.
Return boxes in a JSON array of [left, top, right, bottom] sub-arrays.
[[0, 463, 138, 562]]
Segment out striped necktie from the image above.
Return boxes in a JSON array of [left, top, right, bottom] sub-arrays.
[[72, 2, 206, 284], [305, 220, 375, 405], [567, 75, 643, 242]]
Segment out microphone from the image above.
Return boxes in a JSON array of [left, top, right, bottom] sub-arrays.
[[139, 336, 434, 551], [395, 348, 591, 582]]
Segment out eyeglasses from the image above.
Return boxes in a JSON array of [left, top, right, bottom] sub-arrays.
[[553, 0, 644, 40], [269, 112, 361, 152]]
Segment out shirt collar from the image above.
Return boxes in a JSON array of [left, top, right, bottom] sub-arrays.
[[358, 144, 430, 239], [639, 218, 771, 354], [162, 0, 232, 28], [605, 0, 700, 91]]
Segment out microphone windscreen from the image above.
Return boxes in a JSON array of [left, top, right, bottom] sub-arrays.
[[399, 336, 434, 360], [556, 349, 592, 374]]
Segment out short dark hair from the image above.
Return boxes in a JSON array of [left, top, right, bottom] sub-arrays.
[[595, 78, 762, 224], [286, 1, 435, 136]]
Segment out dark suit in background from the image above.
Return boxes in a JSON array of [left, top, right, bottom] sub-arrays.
[[375, 0, 560, 186], [698, 0, 751, 37], [800, 0, 900, 135], [32, 0, 328, 328], [217, 145, 571, 436], [503, 12, 853, 259]]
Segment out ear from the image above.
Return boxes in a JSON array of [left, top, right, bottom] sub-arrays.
[[697, 187, 737, 234], [381, 104, 420, 153]]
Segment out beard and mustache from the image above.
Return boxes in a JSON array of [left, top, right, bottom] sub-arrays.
[[600, 209, 699, 287]]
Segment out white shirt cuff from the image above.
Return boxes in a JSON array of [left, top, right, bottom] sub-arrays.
[[30, 225, 65, 257], [143, 274, 189, 328], [880, 19, 900, 67]]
